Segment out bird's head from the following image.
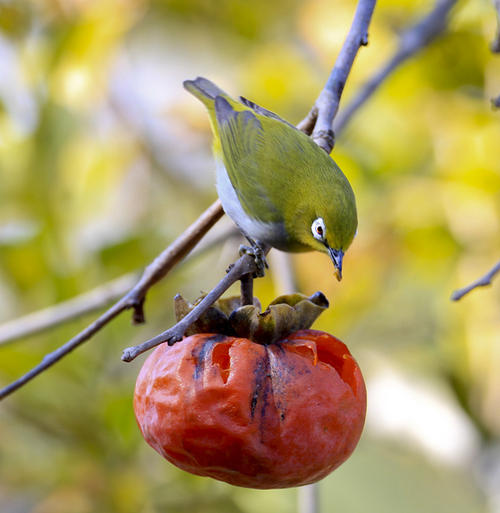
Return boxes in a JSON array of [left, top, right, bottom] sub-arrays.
[[300, 193, 357, 281], [309, 216, 354, 281]]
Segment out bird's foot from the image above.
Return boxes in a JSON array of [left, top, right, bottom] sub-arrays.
[[239, 243, 268, 278]]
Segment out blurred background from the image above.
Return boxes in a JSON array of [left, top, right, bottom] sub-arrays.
[[1, 0, 500, 511]]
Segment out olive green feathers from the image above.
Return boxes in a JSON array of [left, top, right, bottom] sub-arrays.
[[184, 77, 357, 280]]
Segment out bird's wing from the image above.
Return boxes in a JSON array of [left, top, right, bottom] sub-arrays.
[[214, 95, 289, 225], [215, 96, 303, 223], [238, 96, 296, 129]]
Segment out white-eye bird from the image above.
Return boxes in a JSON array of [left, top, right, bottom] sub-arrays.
[[184, 77, 357, 281]]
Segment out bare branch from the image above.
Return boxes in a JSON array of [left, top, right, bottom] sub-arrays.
[[124, 200, 224, 322], [0, 300, 127, 401], [334, 0, 457, 134], [0, 273, 137, 347], [296, 106, 318, 138], [0, 200, 224, 401], [121, 251, 262, 361], [297, 0, 377, 153], [0, 223, 240, 347], [451, 260, 500, 301]]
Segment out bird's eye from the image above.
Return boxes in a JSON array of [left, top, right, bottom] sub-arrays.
[[311, 218, 326, 241]]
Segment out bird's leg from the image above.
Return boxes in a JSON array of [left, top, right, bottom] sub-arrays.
[[239, 238, 269, 278]]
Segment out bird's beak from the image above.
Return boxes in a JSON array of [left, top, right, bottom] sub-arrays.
[[328, 247, 344, 281]]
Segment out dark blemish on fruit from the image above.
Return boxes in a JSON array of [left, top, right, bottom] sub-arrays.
[[193, 335, 225, 380], [250, 355, 267, 418]]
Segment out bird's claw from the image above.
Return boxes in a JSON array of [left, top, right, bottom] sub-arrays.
[[239, 244, 268, 278]]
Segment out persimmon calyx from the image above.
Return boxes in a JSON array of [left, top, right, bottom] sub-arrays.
[[174, 291, 329, 344]]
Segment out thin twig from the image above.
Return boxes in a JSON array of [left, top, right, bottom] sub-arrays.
[[451, 260, 500, 301], [0, 274, 137, 347], [0, 223, 240, 347], [297, 0, 377, 152], [125, 200, 224, 323], [121, 253, 260, 361], [0, 200, 224, 401], [0, 300, 130, 401], [334, 0, 457, 134]]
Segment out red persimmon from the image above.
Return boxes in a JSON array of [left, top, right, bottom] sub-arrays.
[[134, 329, 366, 489]]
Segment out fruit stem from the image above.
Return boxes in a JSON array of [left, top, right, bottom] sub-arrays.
[[240, 274, 254, 306]]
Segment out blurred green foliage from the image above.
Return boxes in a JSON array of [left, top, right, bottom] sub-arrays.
[[1, 0, 499, 512]]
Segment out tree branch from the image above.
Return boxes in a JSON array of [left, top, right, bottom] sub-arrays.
[[0, 300, 129, 401], [451, 260, 500, 301], [121, 252, 262, 361], [0, 200, 224, 401], [0, 223, 240, 347], [334, 0, 457, 134], [297, 0, 377, 152], [0, 273, 138, 347], [124, 200, 224, 323]]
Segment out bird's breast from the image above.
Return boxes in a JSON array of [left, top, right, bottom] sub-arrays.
[[215, 158, 304, 250]]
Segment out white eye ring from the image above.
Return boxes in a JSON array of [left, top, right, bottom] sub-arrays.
[[311, 217, 326, 241]]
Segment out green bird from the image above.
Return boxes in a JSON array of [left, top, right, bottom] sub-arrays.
[[184, 77, 357, 281]]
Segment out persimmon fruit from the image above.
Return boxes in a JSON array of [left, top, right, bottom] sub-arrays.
[[133, 329, 366, 489]]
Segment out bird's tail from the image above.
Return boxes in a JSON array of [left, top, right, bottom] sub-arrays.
[[183, 77, 229, 110]]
